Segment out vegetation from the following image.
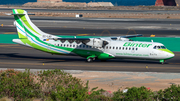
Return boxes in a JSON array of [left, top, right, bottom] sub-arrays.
[[0, 69, 180, 100]]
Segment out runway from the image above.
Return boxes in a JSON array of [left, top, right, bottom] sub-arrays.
[[2, 26, 180, 37], [0, 16, 180, 73], [0, 44, 180, 73], [1, 16, 180, 37]]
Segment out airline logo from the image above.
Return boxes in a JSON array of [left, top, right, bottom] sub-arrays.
[[43, 39, 49, 41], [123, 42, 152, 48]]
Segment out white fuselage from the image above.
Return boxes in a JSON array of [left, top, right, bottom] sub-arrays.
[[43, 39, 174, 60]]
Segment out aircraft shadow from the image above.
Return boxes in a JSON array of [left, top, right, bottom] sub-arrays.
[[0, 53, 163, 64]]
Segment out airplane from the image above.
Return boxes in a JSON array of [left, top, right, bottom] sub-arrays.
[[11, 9, 174, 64]]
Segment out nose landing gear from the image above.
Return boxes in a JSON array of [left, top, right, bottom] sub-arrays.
[[160, 59, 165, 64]]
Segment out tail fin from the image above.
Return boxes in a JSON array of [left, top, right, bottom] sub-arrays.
[[12, 9, 51, 39]]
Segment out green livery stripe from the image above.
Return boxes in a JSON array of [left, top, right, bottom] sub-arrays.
[[14, 15, 24, 28], [21, 15, 41, 36], [21, 24, 109, 57], [163, 56, 174, 60], [17, 9, 24, 14], [18, 32, 27, 39], [20, 39, 60, 54], [13, 9, 113, 59], [14, 9, 40, 36], [159, 49, 174, 55]]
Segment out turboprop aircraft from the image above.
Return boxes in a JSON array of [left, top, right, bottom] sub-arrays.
[[12, 9, 174, 64]]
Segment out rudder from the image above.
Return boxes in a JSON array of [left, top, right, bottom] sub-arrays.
[[13, 9, 27, 39]]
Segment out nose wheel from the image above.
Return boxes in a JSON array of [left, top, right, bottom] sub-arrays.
[[160, 59, 165, 64]]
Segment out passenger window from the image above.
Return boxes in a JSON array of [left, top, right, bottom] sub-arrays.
[[129, 47, 131, 50], [70, 45, 72, 47], [106, 46, 108, 49], [83, 45, 85, 48], [67, 45, 69, 47], [119, 47, 121, 50], [109, 47, 111, 49], [153, 46, 156, 49], [64, 44, 66, 47], [122, 47, 124, 50], [113, 47, 115, 49], [90, 46, 92, 48], [58, 44, 59, 46], [116, 47, 118, 49], [126, 47, 128, 50], [132, 48, 134, 50], [136, 48, 138, 50]]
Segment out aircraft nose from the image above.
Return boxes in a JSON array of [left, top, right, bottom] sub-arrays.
[[167, 51, 175, 59], [170, 52, 175, 57]]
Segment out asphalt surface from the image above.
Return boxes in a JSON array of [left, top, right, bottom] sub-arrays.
[[1, 26, 180, 37], [1, 16, 180, 37], [0, 16, 180, 72], [0, 44, 180, 72], [1, 8, 180, 14]]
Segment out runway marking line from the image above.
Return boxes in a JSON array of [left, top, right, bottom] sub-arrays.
[[0, 62, 179, 69], [77, 34, 89, 36], [0, 44, 19, 47], [4, 32, 16, 34], [37, 59, 65, 61], [0, 47, 31, 49], [167, 62, 180, 65]]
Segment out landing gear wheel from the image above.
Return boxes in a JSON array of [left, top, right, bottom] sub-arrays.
[[87, 58, 93, 62]]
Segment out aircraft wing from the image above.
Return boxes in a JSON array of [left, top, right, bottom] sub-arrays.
[[49, 37, 107, 47], [50, 34, 142, 41], [48, 34, 142, 47], [119, 34, 142, 38], [110, 34, 142, 40]]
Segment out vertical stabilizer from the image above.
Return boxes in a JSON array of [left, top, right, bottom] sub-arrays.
[[12, 9, 52, 39]]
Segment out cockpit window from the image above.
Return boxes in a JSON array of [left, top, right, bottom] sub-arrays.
[[153, 45, 166, 49], [161, 46, 166, 49]]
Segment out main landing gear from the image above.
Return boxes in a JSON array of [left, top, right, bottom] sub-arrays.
[[86, 55, 96, 63], [87, 58, 93, 62]]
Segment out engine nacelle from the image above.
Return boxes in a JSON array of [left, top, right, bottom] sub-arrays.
[[118, 37, 130, 41], [111, 37, 130, 41]]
